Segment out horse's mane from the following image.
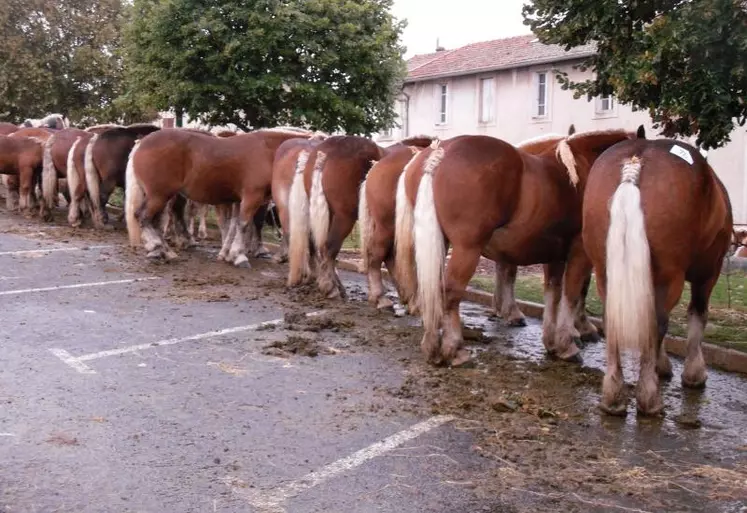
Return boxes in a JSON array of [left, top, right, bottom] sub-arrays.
[[517, 132, 564, 149], [556, 128, 632, 186]]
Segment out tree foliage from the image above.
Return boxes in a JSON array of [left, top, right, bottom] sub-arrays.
[[0, 0, 152, 125], [523, 0, 747, 149], [122, 0, 407, 134]]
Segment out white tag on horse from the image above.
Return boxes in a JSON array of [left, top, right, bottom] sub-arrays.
[[670, 145, 693, 165]]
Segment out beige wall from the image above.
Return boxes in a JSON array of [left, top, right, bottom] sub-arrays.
[[379, 61, 746, 224]]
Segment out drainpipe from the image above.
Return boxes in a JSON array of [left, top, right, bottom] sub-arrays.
[[400, 88, 410, 138]]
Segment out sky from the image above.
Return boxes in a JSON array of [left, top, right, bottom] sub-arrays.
[[391, 0, 533, 58]]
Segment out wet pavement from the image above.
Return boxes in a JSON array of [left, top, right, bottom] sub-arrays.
[[0, 215, 746, 513]]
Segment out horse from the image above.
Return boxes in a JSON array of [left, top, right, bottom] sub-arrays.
[[64, 125, 125, 227], [23, 114, 67, 130], [40, 127, 94, 219], [355, 136, 436, 310], [5, 128, 56, 210], [733, 230, 747, 258], [125, 127, 322, 266], [286, 135, 384, 298], [581, 139, 733, 417], [403, 128, 640, 367], [0, 122, 19, 136], [83, 124, 161, 228], [0, 135, 45, 214], [270, 135, 328, 265]]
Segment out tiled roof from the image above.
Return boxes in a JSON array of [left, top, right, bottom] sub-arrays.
[[406, 34, 596, 82]]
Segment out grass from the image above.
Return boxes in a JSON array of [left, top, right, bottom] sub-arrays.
[[261, 222, 362, 251], [470, 271, 747, 351]]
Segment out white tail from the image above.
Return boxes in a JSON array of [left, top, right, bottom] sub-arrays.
[[124, 141, 145, 246], [357, 178, 372, 272], [393, 150, 421, 299], [287, 150, 311, 286], [413, 146, 446, 334], [605, 156, 657, 353], [41, 134, 58, 211], [308, 151, 329, 254], [84, 134, 102, 224], [65, 137, 82, 225]]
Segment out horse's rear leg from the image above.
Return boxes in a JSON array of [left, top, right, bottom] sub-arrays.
[[681, 276, 717, 388], [171, 195, 197, 250], [540, 261, 566, 356], [138, 194, 178, 260], [227, 194, 264, 268], [440, 245, 482, 367], [367, 227, 394, 310], [3, 175, 20, 210], [494, 261, 526, 327], [316, 214, 355, 299], [248, 203, 270, 258], [197, 204, 209, 240], [575, 272, 601, 342], [553, 237, 593, 361]]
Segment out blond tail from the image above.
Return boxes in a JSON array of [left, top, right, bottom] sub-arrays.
[[393, 150, 421, 304], [65, 137, 82, 225], [83, 134, 104, 227], [605, 156, 656, 354], [287, 150, 311, 286], [41, 134, 58, 216], [308, 151, 329, 254], [357, 178, 372, 273], [413, 146, 446, 335], [124, 141, 145, 246]]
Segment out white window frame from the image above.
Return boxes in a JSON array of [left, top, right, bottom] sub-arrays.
[[478, 76, 496, 125], [594, 93, 618, 119], [436, 82, 449, 126], [532, 71, 550, 121]]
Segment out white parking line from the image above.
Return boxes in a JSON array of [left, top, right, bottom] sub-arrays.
[[0, 277, 159, 297], [49, 310, 329, 374], [0, 245, 113, 256], [230, 415, 456, 512]]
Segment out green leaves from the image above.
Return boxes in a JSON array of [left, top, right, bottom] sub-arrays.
[[121, 0, 406, 134], [523, 0, 747, 149]]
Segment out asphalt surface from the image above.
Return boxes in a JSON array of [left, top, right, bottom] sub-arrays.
[[1, 220, 746, 513]]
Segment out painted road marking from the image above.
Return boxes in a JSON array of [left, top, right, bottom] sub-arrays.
[[0, 277, 159, 297], [50, 310, 329, 375], [0, 245, 113, 256], [229, 415, 457, 512]]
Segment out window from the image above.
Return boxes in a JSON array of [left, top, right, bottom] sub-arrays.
[[382, 126, 393, 138], [479, 77, 495, 124], [596, 94, 615, 114], [535, 72, 548, 118], [437, 83, 448, 124], [162, 116, 175, 128]]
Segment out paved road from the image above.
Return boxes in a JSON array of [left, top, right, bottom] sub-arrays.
[[0, 220, 745, 513]]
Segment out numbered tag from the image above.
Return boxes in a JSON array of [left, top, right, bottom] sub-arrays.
[[670, 145, 693, 165]]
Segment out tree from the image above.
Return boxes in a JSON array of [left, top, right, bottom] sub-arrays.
[[523, 0, 747, 149], [121, 0, 407, 134], [0, 0, 153, 125]]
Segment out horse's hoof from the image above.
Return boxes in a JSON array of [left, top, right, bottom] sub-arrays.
[[681, 375, 707, 390], [598, 402, 628, 417], [254, 250, 272, 260], [146, 249, 163, 260], [376, 297, 395, 311], [326, 288, 341, 300], [555, 343, 582, 363], [580, 331, 602, 343], [636, 402, 665, 418], [272, 254, 288, 264], [233, 255, 251, 268], [449, 349, 474, 368], [506, 317, 527, 328]]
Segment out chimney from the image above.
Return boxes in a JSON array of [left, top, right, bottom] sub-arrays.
[[436, 37, 445, 52]]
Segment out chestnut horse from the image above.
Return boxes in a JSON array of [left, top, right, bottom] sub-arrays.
[[270, 135, 329, 264], [355, 136, 435, 310], [82, 123, 161, 228], [405, 128, 639, 366], [40, 127, 94, 219], [0, 122, 19, 135], [286, 136, 384, 298], [0, 135, 45, 214], [582, 139, 732, 416], [126, 127, 320, 265]]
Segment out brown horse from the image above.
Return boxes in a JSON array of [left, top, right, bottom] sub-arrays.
[[83, 124, 161, 228], [0, 123, 19, 136], [126, 127, 320, 265], [0, 135, 45, 214], [270, 135, 329, 264], [356, 136, 436, 310], [582, 139, 732, 416], [404, 128, 639, 367], [5, 128, 55, 210], [40, 127, 93, 219], [286, 136, 384, 298]]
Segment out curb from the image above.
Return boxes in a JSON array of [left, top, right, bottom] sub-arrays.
[[262, 242, 747, 377]]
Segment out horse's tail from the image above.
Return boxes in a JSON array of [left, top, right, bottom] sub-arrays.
[[41, 134, 57, 212], [308, 151, 329, 255], [357, 177, 372, 273], [124, 141, 145, 246], [84, 134, 102, 222], [605, 156, 656, 354], [413, 145, 446, 335], [65, 137, 82, 225], [287, 150, 311, 286], [393, 150, 421, 303]]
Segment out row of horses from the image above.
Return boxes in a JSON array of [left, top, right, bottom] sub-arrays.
[[0, 118, 734, 418]]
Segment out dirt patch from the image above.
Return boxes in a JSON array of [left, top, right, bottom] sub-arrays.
[[261, 335, 336, 358]]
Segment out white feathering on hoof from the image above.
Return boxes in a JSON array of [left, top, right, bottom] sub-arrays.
[[413, 144, 446, 335], [124, 141, 145, 246], [605, 155, 656, 355], [309, 151, 329, 254], [287, 150, 312, 286]]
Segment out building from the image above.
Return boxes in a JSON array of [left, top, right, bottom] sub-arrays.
[[377, 34, 746, 225]]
